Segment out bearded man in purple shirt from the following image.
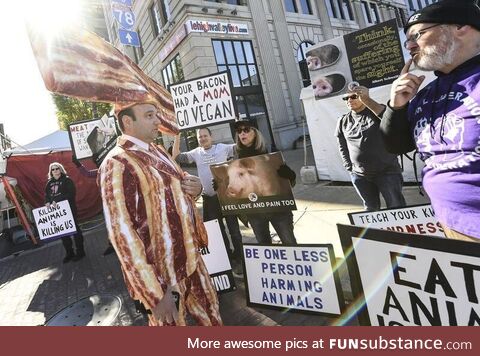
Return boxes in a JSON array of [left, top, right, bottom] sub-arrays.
[[380, 0, 480, 242]]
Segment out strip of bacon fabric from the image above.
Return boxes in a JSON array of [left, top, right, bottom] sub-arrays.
[[28, 27, 178, 135]]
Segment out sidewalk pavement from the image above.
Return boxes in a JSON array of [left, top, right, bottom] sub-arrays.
[[0, 147, 429, 326]]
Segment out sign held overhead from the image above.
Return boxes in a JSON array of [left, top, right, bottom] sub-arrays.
[[169, 71, 236, 130]]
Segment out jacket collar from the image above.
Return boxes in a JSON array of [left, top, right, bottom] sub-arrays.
[[118, 135, 181, 177]]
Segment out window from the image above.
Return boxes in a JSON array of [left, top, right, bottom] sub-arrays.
[[150, 3, 162, 37], [212, 39, 274, 148], [326, 0, 354, 21], [160, 0, 170, 23], [408, 0, 437, 12], [284, 0, 298, 13], [161, 55, 184, 88], [212, 40, 259, 88], [150, 0, 169, 36], [206, 0, 245, 4], [297, 41, 314, 87], [133, 32, 144, 63], [394, 7, 408, 28], [284, 0, 313, 15], [299, 0, 313, 15], [361, 1, 380, 24]]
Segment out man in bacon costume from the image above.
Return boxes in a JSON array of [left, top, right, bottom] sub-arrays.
[[28, 27, 222, 326], [100, 103, 222, 326]]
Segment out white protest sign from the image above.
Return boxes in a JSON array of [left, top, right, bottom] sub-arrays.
[[68, 115, 118, 160], [169, 71, 236, 130], [243, 244, 344, 315], [201, 220, 235, 294], [338, 224, 480, 326], [348, 204, 445, 238], [32, 200, 77, 240]]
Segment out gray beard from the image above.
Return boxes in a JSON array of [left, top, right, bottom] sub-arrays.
[[414, 32, 457, 71]]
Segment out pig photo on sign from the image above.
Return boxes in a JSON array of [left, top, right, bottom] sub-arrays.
[[312, 73, 347, 99], [306, 44, 340, 71], [212, 153, 291, 201]]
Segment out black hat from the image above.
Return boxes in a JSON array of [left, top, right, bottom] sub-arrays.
[[233, 118, 256, 129], [405, 0, 480, 33]]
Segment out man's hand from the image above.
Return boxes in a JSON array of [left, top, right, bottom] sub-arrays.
[[352, 85, 370, 103], [152, 286, 179, 325], [45, 202, 51, 209], [181, 174, 202, 197], [390, 59, 425, 109]]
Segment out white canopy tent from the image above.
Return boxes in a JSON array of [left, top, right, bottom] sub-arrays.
[[3, 130, 71, 156]]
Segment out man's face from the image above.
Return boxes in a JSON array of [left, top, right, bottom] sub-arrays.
[[197, 129, 212, 149], [345, 94, 365, 113], [405, 23, 458, 71], [126, 104, 161, 143]]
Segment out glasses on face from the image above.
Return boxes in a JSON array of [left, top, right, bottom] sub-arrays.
[[51, 167, 60, 172], [403, 24, 442, 48], [342, 94, 358, 101], [236, 127, 252, 134]]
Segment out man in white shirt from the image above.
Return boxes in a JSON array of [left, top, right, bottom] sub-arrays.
[[173, 127, 243, 276]]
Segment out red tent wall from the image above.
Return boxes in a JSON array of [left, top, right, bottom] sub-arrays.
[[6, 151, 102, 222]]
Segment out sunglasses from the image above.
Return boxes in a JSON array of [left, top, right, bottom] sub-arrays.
[[342, 94, 358, 101], [236, 127, 252, 134], [51, 168, 60, 172]]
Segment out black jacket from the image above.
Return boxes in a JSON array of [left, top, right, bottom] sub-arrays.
[[45, 174, 78, 215]]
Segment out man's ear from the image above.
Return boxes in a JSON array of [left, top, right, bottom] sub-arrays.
[[122, 115, 134, 130], [454, 24, 471, 37]]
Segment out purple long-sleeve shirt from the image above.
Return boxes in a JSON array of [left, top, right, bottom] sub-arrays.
[[381, 55, 480, 239]]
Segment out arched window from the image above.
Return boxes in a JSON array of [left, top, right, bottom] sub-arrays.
[[297, 41, 314, 87]]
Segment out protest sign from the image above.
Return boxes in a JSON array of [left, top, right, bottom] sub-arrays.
[[68, 114, 118, 166], [344, 19, 404, 88], [348, 204, 445, 238], [307, 19, 404, 100], [32, 200, 77, 240], [338, 224, 480, 326], [169, 71, 236, 131], [202, 220, 236, 294], [243, 244, 344, 315], [210, 152, 297, 215]]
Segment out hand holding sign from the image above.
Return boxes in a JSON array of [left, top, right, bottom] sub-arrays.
[[390, 59, 425, 109]]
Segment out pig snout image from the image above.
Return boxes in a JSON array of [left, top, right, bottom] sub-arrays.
[[307, 55, 322, 70], [312, 76, 333, 97], [225, 157, 281, 199]]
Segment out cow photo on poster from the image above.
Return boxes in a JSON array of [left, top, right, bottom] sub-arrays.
[[210, 152, 297, 215]]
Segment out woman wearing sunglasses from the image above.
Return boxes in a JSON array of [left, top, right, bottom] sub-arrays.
[[45, 162, 85, 263], [233, 119, 297, 245]]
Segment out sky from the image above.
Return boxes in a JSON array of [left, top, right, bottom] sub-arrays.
[[0, 2, 78, 147]]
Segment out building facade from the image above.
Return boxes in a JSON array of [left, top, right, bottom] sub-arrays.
[[102, 0, 432, 150]]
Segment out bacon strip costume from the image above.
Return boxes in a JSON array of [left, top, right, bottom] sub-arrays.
[[27, 27, 178, 135], [99, 136, 222, 326], [28, 27, 221, 325]]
